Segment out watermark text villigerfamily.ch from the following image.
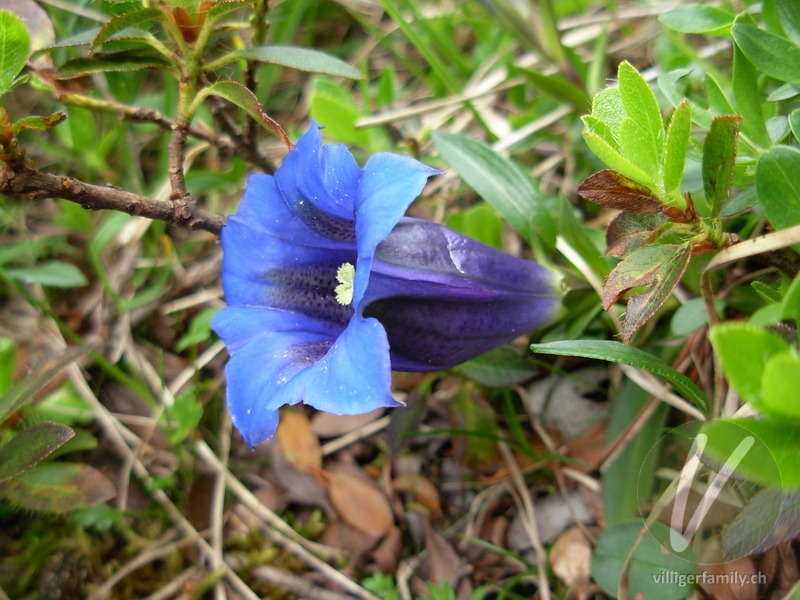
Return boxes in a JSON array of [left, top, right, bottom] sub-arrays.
[[653, 570, 767, 587]]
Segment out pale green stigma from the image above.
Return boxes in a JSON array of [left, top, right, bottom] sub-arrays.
[[334, 262, 355, 306]]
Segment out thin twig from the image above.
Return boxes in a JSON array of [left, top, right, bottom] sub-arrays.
[[498, 434, 552, 600], [0, 165, 225, 234], [251, 566, 355, 600], [168, 122, 191, 201], [211, 416, 232, 600]]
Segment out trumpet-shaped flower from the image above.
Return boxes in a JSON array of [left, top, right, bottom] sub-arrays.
[[212, 122, 562, 446]]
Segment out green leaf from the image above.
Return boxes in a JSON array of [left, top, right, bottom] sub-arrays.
[[58, 52, 172, 78], [789, 109, 800, 144], [605, 211, 667, 257], [432, 131, 556, 247], [777, 0, 800, 45], [733, 20, 800, 83], [233, 45, 363, 79], [756, 145, 800, 230], [4, 261, 88, 288], [700, 417, 800, 487], [514, 66, 590, 111], [617, 61, 664, 177], [529, 339, 708, 413], [0, 337, 15, 397], [309, 78, 373, 149], [448, 393, 498, 472], [705, 73, 736, 116], [703, 116, 742, 217], [447, 203, 503, 249], [591, 520, 695, 600], [591, 86, 625, 136], [760, 350, 800, 420], [11, 112, 65, 136], [659, 4, 734, 34], [202, 81, 290, 147], [0, 423, 75, 484], [662, 100, 691, 195], [0, 462, 115, 513], [670, 297, 724, 337], [604, 243, 693, 343], [602, 380, 669, 526], [205, 0, 254, 24], [780, 271, 800, 322], [581, 130, 657, 189], [709, 322, 790, 403], [732, 21, 771, 147], [0, 10, 31, 94], [456, 347, 538, 387], [90, 8, 164, 53]]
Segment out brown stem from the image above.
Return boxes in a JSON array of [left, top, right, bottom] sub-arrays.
[[168, 122, 190, 201], [0, 165, 225, 235]]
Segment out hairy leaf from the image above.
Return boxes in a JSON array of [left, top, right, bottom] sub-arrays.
[[703, 116, 742, 217], [233, 45, 362, 79], [603, 243, 692, 342], [724, 488, 800, 558], [0, 423, 75, 484], [663, 101, 691, 195], [617, 61, 664, 175], [0, 346, 91, 423], [202, 81, 291, 148], [206, 0, 254, 23], [605, 211, 666, 257], [578, 169, 662, 214], [581, 130, 657, 189], [58, 52, 172, 78], [11, 112, 65, 135], [0, 463, 115, 513], [91, 8, 164, 53]]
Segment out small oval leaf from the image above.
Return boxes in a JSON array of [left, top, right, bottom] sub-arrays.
[[233, 45, 363, 80]]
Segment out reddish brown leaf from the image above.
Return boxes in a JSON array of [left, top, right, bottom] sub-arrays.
[[424, 522, 463, 588], [327, 469, 394, 536], [578, 169, 663, 214], [603, 243, 693, 342], [605, 211, 666, 257]]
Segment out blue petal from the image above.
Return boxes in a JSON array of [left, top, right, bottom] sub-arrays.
[[352, 153, 441, 305], [301, 316, 401, 415], [222, 331, 331, 447], [211, 306, 337, 353], [275, 123, 360, 240], [220, 216, 356, 327]]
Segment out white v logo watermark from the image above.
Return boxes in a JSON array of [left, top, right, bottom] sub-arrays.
[[669, 433, 755, 552]]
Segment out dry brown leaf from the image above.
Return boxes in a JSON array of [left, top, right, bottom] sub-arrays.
[[424, 522, 464, 588], [310, 408, 385, 438], [327, 469, 394, 537], [550, 526, 591, 587], [370, 525, 403, 573], [392, 473, 442, 515], [698, 558, 760, 600], [276, 410, 322, 474]]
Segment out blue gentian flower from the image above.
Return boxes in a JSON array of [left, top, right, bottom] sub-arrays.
[[212, 122, 561, 446]]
